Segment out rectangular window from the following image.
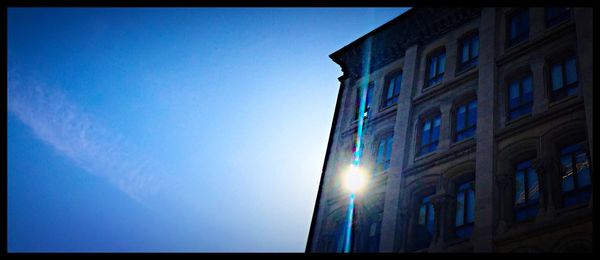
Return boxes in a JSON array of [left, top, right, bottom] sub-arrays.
[[507, 74, 533, 121], [425, 50, 445, 87], [514, 159, 539, 222], [455, 179, 475, 239], [383, 71, 402, 108], [455, 99, 477, 142], [419, 114, 441, 156], [507, 9, 529, 47], [546, 7, 571, 28], [364, 193, 384, 252], [560, 143, 592, 208], [355, 82, 375, 120], [375, 135, 393, 173], [550, 56, 578, 101], [458, 33, 479, 71], [415, 193, 435, 250]]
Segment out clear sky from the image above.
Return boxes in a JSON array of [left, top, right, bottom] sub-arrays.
[[7, 7, 409, 252]]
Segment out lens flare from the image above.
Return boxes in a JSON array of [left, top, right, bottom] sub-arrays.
[[343, 165, 368, 193]]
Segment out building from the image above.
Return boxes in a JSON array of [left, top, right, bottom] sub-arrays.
[[306, 7, 593, 253]]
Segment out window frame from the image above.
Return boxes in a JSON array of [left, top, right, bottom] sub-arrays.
[[416, 112, 441, 157], [457, 31, 479, 73], [412, 188, 436, 251], [373, 133, 394, 174], [548, 54, 578, 102], [506, 8, 530, 48], [354, 81, 375, 121], [513, 158, 540, 223], [559, 142, 592, 208], [453, 98, 477, 142], [454, 177, 475, 239], [506, 72, 534, 121], [424, 48, 446, 88], [381, 70, 403, 109]]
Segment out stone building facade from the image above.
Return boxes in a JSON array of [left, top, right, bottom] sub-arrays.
[[306, 7, 593, 253]]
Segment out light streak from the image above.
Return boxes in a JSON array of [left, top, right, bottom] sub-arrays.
[[342, 36, 372, 253]]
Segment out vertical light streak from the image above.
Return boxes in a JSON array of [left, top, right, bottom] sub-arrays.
[[343, 36, 372, 253]]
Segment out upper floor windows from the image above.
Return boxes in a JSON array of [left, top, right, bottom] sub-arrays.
[[507, 8, 529, 48], [374, 134, 394, 173], [455, 179, 475, 239], [507, 73, 533, 121], [418, 113, 441, 156], [354, 82, 375, 120], [454, 99, 477, 142], [514, 159, 539, 222], [382, 71, 402, 108], [546, 7, 571, 28], [425, 49, 446, 88], [550, 55, 578, 102], [458, 32, 479, 72], [559, 143, 592, 208]]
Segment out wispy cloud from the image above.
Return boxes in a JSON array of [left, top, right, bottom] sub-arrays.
[[8, 72, 168, 205]]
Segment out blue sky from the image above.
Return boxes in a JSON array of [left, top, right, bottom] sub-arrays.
[[7, 7, 409, 252]]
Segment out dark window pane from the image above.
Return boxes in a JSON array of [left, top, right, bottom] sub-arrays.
[[438, 53, 446, 74], [457, 106, 466, 131], [471, 35, 479, 58], [456, 191, 465, 226], [561, 155, 575, 192], [515, 170, 525, 205], [467, 101, 477, 127], [528, 169, 539, 201], [427, 203, 435, 233], [576, 152, 591, 187], [565, 57, 577, 85], [466, 189, 475, 223], [461, 41, 469, 63], [551, 64, 563, 90]]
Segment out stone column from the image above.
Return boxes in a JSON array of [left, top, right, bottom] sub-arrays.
[[493, 174, 511, 235], [574, 8, 593, 167], [438, 102, 453, 151], [531, 60, 548, 115], [379, 44, 420, 252], [473, 7, 496, 252], [430, 193, 453, 251]]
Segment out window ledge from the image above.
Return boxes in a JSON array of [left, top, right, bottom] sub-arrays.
[[414, 151, 438, 162], [505, 113, 532, 127], [451, 136, 476, 148], [455, 64, 477, 77], [548, 94, 580, 108]]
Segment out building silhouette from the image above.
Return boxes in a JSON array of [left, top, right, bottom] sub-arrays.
[[306, 7, 593, 253]]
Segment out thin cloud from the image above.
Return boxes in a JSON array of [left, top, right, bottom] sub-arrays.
[[8, 72, 168, 206]]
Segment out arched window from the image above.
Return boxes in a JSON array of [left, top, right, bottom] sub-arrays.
[[558, 142, 592, 207], [514, 158, 540, 222]]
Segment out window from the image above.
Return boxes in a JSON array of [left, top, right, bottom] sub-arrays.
[[455, 99, 477, 142], [382, 71, 402, 108], [506, 9, 529, 47], [550, 56, 578, 101], [425, 49, 446, 87], [354, 82, 375, 120], [374, 134, 393, 173], [418, 114, 441, 156], [458, 32, 479, 71], [363, 194, 384, 252], [414, 193, 435, 250], [546, 7, 571, 28], [507, 74, 533, 120], [455, 179, 475, 239], [559, 143, 592, 207], [514, 159, 539, 222]]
